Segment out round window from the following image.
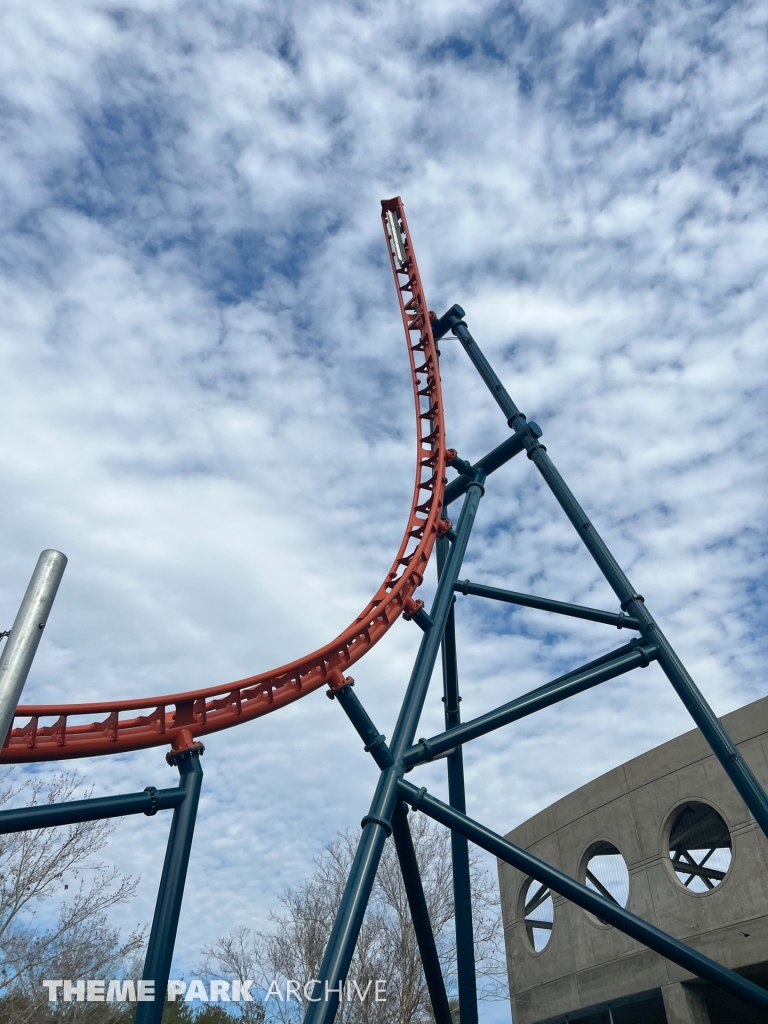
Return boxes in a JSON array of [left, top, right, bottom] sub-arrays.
[[581, 841, 629, 925], [520, 877, 553, 952], [668, 801, 732, 892]]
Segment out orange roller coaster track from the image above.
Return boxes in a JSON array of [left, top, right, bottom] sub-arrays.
[[1, 198, 450, 763]]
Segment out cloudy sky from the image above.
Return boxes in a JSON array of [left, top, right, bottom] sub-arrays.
[[1, 0, 767, 1017]]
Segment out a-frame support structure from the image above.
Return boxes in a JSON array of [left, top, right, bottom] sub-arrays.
[[304, 199, 768, 1024]]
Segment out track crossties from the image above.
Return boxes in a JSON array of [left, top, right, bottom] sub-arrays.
[[2, 198, 448, 763]]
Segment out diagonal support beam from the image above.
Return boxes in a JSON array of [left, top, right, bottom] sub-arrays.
[[390, 472, 486, 760], [450, 316, 768, 841], [404, 642, 658, 769], [330, 681, 394, 771], [306, 468, 487, 1024], [328, 686, 456, 1022], [391, 802, 453, 1024], [397, 779, 768, 1015], [136, 746, 204, 1024], [437, 537, 478, 1024], [305, 765, 401, 1024], [449, 320, 525, 428], [529, 438, 768, 839], [455, 579, 642, 630]]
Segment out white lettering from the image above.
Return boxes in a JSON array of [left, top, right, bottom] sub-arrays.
[[286, 980, 302, 1002], [264, 980, 282, 1001], [304, 980, 321, 1002], [42, 981, 63, 1002], [349, 981, 371, 1002], [137, 981, 155, 1002], [232, 979, 254, 1002], [87, 981, 105, 1002], [210, 980, 230, 1002], [64, 981, 85, 1002], [185, 980, 209, 1002], [41, 977, 391, 1007], [107, 980, 135, 1002], [167, 980, 186, 1001]]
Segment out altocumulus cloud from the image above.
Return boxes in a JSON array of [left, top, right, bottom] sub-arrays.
[[0, 0, 766, 1015]]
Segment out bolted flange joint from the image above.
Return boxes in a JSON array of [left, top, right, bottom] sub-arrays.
[[143, 786, 159, 816], [360, 814, 392, 838], [167, 743, 204, 768], [364, 733, 388, 754], [326, 669, 354, 699]]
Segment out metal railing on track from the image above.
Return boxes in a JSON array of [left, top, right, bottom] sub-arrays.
[[0, 198, 448, 763]]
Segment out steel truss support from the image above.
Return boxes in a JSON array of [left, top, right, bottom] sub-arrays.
[[0, 743, 202, 1023], [391, 801, 454, 1024], [137, 745, 204, 1024], [0, 785, 186, 833], [448, 315, 768, 841], [443, 429, 535, 505], [307, 302, 768, 1024], [454, 578, 643, 630], [396, 778, 768, 1013], [437, 535, 478, 1024], [404, 640, 658, 769], [305, 478, 486, 1024]]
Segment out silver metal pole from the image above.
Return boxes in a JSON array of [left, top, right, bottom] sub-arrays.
[[0, 550, 67, 745]]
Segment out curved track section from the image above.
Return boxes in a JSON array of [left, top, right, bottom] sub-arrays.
[[1, 198, 448, 763]]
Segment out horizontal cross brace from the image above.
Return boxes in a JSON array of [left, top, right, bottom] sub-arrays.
[[444, 425, 539, 506], [397, 778, 768, 1015], [455, 579, 642, 630], [0, 786, 186, 834], [404, 643, 657, 768]]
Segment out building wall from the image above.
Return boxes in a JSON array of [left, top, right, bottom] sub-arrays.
[[498, 697, 768, 1024]]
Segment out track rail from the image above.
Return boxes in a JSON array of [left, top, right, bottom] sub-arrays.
[[1, 198, 448, 763]]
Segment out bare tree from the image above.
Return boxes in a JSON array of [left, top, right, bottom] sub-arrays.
[[202, 810, 507, 1024], [0, 768, 145, 1024]]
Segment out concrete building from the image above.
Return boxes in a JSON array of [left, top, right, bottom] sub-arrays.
[[498, 696, 768, 1023]]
